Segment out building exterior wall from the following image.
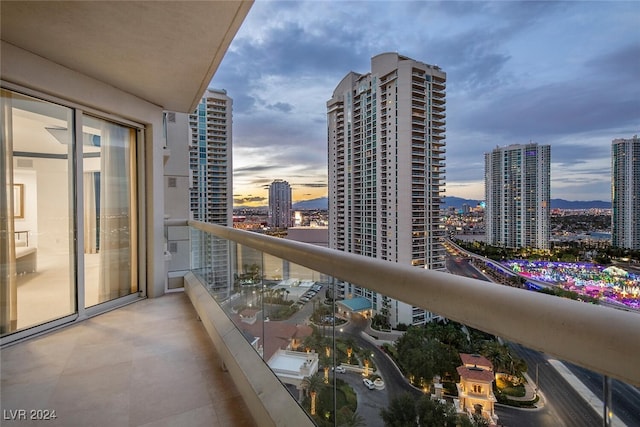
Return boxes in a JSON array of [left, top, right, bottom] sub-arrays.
[[612, 136, 640, 250], [285, 227, 328, 247], [268, 179, 292, 228], [327, 52, 446, 327], [484, 143, 551, 250]]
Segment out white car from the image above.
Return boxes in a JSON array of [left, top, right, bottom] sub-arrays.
[[363, 378, 375, 390], [333, 366, 346, 373]]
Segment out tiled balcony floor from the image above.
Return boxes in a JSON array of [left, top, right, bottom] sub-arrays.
[[1, 293, 257, 427]]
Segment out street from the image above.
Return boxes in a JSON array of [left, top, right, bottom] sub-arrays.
[[509, 343, 601, 427], [564, 362, 640, 426]]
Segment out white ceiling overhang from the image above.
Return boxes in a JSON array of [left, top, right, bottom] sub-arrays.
[[0, 1, 252, 113]]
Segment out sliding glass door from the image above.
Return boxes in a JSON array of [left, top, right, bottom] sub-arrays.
[[1, 87, 140, 339], [1, 89, 75, 334], [83, 115, 138, 307]]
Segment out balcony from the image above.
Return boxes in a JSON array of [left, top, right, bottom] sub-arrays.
[[3, 221, 639, 427]]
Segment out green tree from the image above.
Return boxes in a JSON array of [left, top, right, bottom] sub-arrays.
[[337, 408, 366, 427], [415, 395, 458, 427], [471, 414, 490, 426], [482, 341, 509, 373], [302, 374, 324, 416], [380, 393, 417, 427]]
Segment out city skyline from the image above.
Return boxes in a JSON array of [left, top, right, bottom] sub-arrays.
[[210, 0, 639, 206]]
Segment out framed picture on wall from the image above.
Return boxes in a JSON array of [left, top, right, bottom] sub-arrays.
[[13, 183, 24, 219]]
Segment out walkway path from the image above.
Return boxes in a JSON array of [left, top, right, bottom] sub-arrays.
[[502, 372, 538, 403]]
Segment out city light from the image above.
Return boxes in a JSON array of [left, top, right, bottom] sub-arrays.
[[506, 260, 640, 309]]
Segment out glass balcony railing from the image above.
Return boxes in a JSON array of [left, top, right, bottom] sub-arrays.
[[167, 219, 640, 427]]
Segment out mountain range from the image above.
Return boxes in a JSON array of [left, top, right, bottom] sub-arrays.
[[286, 196, 611, 210]]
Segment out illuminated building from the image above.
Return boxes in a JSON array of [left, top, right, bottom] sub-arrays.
[[485, 143, 551, 250]]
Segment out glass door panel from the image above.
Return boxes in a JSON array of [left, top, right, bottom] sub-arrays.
[[83, 115, 138, 307], [1, 89, 75, 335]]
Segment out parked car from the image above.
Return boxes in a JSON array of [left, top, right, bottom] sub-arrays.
[[332, 366, 346, 373], [363, 378, 375, 390]]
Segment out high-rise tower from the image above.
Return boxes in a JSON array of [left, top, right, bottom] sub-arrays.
[[612, 136, 640, 250], [327, 52, 446, 327], [165, 89, 233, 291], [268, 179, 292, 228], [485, 143, 551, 250], [188, 89, 233, 226]]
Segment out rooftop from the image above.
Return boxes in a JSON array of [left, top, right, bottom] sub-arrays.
[[337, 297, 372, 312], [457, 366, 495, 383], [459, 353, 494, 370]]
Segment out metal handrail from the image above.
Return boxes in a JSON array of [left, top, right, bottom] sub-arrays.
[[188, 220, 640, 386]]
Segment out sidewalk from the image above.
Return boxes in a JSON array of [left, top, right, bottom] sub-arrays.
[[363, 322, 404, 343]]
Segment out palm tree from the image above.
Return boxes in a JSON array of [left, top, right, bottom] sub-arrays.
[[338, 408, 366, 427], [320, 353, 332, 384], [482, 341, 509, 373], [301, 374, 324, 416]]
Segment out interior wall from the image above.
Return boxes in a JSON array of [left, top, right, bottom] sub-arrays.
[[12, 169, 37, 247], [35, 158, 70, 252]]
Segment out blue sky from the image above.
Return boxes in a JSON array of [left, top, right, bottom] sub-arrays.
[[210, 0, 640, 206]]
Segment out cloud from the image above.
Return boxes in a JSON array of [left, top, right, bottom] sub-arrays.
[[266, 102, 294, 113], [234, 165, 285, 174], [294, 182, 327, 189], [234, 196, 267, 205], [214, 0, 638, 203]]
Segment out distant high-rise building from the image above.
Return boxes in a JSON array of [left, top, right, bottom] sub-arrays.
[[165, 89, 233, 291], [484, 143, 550, 250], [327, 52, 446, 327], [269, 180, 292, 228], [188, 89, 233, 226], [611, 135, 640, 250]]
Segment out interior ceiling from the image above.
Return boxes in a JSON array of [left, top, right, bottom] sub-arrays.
[[1, 1, 252, 113], [12, 110, 70, 156]]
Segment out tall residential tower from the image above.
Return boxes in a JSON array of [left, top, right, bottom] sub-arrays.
[[327, 52, 446, 327], [612, 136, 640, 250], [268, 179, 292, 228], [165, 89, 233, 291], [485, 143, 551, 250], [188, 89, 233, 226]]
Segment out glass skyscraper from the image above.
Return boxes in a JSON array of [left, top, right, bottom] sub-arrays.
[[484, 143, 551, 250], [268, 179, 292, 228]]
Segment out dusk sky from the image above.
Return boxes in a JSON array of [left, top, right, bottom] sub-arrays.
[[210, 0, 640, 206]]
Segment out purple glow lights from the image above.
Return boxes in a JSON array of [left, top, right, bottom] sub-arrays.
[[505, 260, 640, 310]]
